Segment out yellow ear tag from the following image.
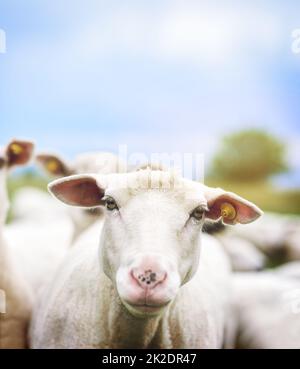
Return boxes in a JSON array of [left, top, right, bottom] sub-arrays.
[[220, 202, 236, 220], [46, 160, 59, 173], [10, 143, 23, 155]]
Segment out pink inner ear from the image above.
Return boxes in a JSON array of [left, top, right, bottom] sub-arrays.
[[52, 177, 104, 207], [206, 194, 261, 225]]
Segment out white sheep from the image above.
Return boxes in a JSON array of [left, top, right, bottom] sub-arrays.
[[0, 139, 34, 348], [215, 234, 267, 272], [5, 185, 74, 297], [6, 209, 73, 296], [225, 212, 300, 263], [275, 261, 300, 280], [10, 187, 68, 223], [31, 169, 262, 348], [226, 266, 300, 349]]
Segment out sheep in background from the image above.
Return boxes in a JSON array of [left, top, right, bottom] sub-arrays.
[[216, 234, 267, 272], [10, 187, 68, 224], [226, 264, 300, 349], [199, 219, 267, 272], [5, 193, 73, 295], [274, 261, 300, 281], [224, 212, 300, 264], [0, 139, 34, 348], [31, 169, 262, 348]]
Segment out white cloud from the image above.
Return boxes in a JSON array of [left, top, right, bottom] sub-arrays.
[[14, 3, 283, 69]]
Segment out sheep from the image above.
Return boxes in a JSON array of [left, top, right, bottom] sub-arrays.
[[30, 169, 262, 348], [196, 219, 267, 272], [5, 184, 74, 297], [10, 187, 68, 223], [224, 212, 300, 264], [275, 261, 300, 280], [215, 234, 267, 272], [36, 151, 127, 243], [0, 139, 34, 348], [5, 207, 73, 296], [226, 266, 300, 349]]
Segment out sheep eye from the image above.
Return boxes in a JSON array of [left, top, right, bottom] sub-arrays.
[[105, 197, 119, 211], [190, 207, 204, 221]]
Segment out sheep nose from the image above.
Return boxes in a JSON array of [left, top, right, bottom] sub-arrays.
[[132, 267, 167, 289]]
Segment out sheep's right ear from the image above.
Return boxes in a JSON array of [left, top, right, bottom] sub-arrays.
[[36, 153, 73, 177], [48, 175, 105, 208]]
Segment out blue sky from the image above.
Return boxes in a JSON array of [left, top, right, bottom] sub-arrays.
[[0, 1, 300, 186]]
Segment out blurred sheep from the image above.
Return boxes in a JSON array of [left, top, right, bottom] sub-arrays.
[[222, 212, 300, 265], [0, 139, 34, 348], [226, 264, 300, 349]]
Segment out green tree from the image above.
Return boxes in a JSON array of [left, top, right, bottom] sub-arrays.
[[211, 130, 288, 182]]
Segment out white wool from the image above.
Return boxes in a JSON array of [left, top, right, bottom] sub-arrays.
[[0, 141, 34, 348], [11, 187, 66, 223], [6, 218, 73, 297], [6, 188, 74, 298], [30, 232, 231, 348], [225, 212, 300, 259], [216, 234, 266, 272], [273, 261, 300, 280], [226, 268, 300, 349], [0, 232, 33, 348]]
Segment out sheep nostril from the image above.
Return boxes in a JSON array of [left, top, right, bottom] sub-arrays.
[[132, 267, 167, 289], [150, 272, 156, 282]]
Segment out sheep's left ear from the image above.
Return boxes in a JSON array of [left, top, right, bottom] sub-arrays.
[[48, 174, 105, 208], [204, 187, 263, 225], [6, 140, 34, 167]]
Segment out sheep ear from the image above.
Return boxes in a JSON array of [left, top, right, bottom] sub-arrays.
[[36, 153, 73, 177], [204, 187, 263, 225], [48, 175, 105, 208], [6, 140, 34, 167]]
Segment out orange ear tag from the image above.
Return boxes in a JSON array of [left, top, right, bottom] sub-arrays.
[[220, 202, 236, 221], [46, 160, 59, 173], [10, 143, 23, 155]]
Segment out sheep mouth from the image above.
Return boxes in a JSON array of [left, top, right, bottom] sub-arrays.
[[124, 300, 171, 315]]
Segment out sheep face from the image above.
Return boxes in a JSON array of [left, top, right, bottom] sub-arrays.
[[100, 187, 208, 317], [49, 170, 263, 318]]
